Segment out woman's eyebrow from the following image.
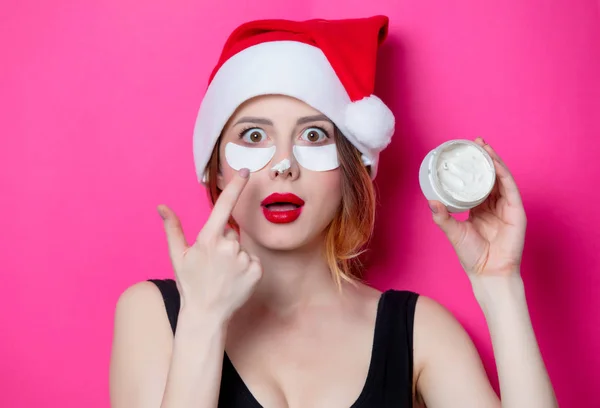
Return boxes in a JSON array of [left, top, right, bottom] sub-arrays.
[[296, 114, 331, 125], [233, 117, 273, 126], [233, 114, 332, 127]]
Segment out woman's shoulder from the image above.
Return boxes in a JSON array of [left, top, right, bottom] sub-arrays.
[[110, 280, 176, 405], [117, 279, 175, 306], [113, 279, 176, 334], [413, 295, 465, 336], [116, 280, 170, 309], [411, 294, 481, 383]]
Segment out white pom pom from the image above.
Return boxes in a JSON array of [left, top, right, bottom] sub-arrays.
[[344, 95, 395, 150]]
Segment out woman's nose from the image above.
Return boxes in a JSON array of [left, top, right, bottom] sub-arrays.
[[271, 158, 291, 175], [269, 148, 299, 180]]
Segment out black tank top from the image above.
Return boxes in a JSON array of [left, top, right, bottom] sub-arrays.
[[149, 279, 419, 408]]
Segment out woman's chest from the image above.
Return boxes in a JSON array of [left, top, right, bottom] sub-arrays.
[[224, 310, 377, 407]]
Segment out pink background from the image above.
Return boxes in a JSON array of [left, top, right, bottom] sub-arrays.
[[1, 0, 599, 407]]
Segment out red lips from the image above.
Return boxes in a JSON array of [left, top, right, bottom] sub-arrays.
[[261, 193, 305, 224], [261, 193, 305, 207]]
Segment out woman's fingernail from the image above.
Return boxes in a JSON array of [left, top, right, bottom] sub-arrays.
[[428, 202, 438, 214], [239, 168, 249, 178], [157, 206, 166, 220]]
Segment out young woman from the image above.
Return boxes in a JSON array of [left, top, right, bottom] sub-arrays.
[[109, 16, 558, 408]]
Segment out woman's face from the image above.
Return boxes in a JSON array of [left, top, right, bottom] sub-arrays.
[[217, 95, 342, 251]]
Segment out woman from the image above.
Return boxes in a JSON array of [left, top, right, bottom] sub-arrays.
[[109, 16, 557, 408]]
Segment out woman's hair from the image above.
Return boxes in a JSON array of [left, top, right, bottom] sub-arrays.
[[205, 128, 376, 287]]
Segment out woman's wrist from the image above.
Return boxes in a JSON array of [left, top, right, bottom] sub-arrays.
[[469, 273, 527, 318], [176, 305, 230, 338]]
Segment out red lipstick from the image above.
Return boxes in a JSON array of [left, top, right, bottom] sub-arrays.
[[260, 193, 305, 224]]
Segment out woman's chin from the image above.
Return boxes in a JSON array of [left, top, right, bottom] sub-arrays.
[[253, 229, 313, 251], [236, 211, 332, 252], [240, 222, 322, 252]]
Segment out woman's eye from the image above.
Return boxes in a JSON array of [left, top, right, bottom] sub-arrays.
[[301, 127, 328, 143], [240, 128, 267, 144]]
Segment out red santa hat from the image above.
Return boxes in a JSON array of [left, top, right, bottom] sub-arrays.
[[193, 16, 395, 183]]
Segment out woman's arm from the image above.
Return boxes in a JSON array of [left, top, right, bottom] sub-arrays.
[[472, 275, 557, 408], [414, 281, 557, 408], [161, 306, 227, 408], [418, 138, 557, 407], [109, 281, 227, 408], [110, 171, 261, 407], [413, 295, 500, 408]]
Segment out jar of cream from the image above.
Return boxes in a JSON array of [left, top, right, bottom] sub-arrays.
[[419, 139, 496, 213]]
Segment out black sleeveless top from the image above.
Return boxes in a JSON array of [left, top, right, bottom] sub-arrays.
[[148, 279, 419, 408]]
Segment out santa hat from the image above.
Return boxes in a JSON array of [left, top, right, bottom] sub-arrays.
[[193, 16, 395, 183]]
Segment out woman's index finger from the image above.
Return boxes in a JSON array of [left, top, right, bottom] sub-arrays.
[[202, 169, 250, 236]]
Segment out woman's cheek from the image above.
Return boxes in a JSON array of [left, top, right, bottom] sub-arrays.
[[230, 178, 259, 223]]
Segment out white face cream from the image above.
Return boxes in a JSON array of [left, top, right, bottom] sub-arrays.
[[271, 158, 291, 174], [419, 140, 496, 212], [436, 144, 494, 202]]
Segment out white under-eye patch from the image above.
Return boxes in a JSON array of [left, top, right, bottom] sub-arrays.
[[224, 143, 276, 172], [292, 144, 339, 171]]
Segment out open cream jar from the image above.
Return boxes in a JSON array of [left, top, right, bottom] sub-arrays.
[[419, 139, 496, 213]]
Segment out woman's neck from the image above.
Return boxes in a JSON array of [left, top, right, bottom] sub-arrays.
[[238, 232, 342, 316]]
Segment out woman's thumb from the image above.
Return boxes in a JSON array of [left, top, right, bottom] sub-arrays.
[[157, 204, 188, 262], [428, 201, 463, 246]]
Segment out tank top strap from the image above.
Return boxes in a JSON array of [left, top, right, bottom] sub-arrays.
[[148, 278, 180, 334], [371, 289, 419, 407]]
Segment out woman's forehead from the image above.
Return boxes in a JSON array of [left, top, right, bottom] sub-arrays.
[[230, 95, 325, 121]]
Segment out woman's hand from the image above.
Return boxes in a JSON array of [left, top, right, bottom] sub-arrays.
[[157, 168, 262, 323], [428, 138, 527, 278]]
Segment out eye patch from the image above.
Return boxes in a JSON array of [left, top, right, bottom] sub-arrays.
[[224, 142, 340, 173], [224, 143, 276, 172], [292, 144, 339, 171]]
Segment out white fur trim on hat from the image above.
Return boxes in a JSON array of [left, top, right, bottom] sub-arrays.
[[193, 41, 394, 183], [344, 95, 395, 150]]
